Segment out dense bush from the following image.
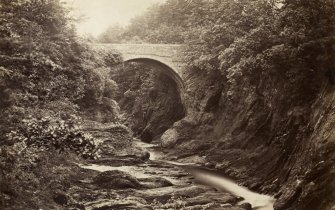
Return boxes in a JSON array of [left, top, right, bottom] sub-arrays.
[[0, 0, 120, 208], [0, 140, 83, 209], [7, 117, 100, 159], [0, 0, 120, 126], [0, 0, 121, 137]]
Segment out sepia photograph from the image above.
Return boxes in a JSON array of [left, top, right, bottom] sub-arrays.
[[0, 0, 334, 209]]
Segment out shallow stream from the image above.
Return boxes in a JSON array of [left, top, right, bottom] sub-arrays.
[[80, 140, 275, 210]]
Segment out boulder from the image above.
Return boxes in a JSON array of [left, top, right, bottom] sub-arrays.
[[53, 192, 68, 206], [93, 170, 142, 189], [239, 203, 252, 210], [160, 128, 179, 148], [138, 177, 173, 189]]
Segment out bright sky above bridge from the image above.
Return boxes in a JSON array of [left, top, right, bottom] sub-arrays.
[[65, 0, 166, 37]]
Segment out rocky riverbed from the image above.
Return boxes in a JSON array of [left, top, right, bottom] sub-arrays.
[[58, 121, 275, 210]]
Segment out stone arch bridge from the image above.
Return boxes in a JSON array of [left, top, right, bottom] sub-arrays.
[[94, 44, 187, 90]]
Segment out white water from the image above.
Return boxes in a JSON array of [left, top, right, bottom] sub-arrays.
[[133, 140, 164, 161], [143, 140, 276, 210], [186, 167, 275, 210]]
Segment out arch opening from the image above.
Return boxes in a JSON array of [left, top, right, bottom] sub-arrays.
[[110, 59, 186, 143], [124, 58, 185, 93]]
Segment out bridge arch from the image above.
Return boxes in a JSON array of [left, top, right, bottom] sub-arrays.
[[91, 44, 188, 142], [124, 58, 185, 93], [116, 57, 187, 143]]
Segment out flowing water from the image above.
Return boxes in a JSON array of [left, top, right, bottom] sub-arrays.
[[184, 166, 275, 210], [80, 140, 275, 210]]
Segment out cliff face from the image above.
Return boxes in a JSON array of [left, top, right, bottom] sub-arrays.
[[163, 63, 335, 209]]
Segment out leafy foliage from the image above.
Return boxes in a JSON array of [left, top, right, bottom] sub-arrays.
[[0, 0, 85, 102], [0, 0, 120, 208], [180, 0, 334, 108], [0, 0, 121, 135], [7, 117, 100, 159], [97, 0, 193, 43]]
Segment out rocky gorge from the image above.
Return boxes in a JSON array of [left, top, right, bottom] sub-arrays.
[[1, 1, 334, 209], [64, 52, 335, 209], [2, 43, 333, 210]]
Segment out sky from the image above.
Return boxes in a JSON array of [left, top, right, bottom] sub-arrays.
[[65, 0, 165, 37]]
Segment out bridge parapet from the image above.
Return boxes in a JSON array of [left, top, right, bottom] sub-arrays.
[[107, 44, 186, 77]]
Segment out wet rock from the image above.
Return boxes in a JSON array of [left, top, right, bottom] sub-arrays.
[[239, 202, 252, 210], [183, 191, 240, 208], [161, 128, 179, 148], [89, 156, 144, 166], [140, 151, 150, 160], [138, 177, 173, 189], [140, 185, 207, 203], [53, 192, 68, 206], [204, 162, 216, 168], [85, 199, 152, 210], [183, 195, 213, 206], [249, 182, 262, 191], [93, 170, 142, 189], [274, 183, 303, 210], [67, 186, 118, 207]]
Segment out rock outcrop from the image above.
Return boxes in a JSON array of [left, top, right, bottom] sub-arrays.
[[165, 61, 335, 209]]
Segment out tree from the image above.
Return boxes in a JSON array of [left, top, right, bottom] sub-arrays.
[[97, 24, 125, 43], [0, 1, 120, 208]]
